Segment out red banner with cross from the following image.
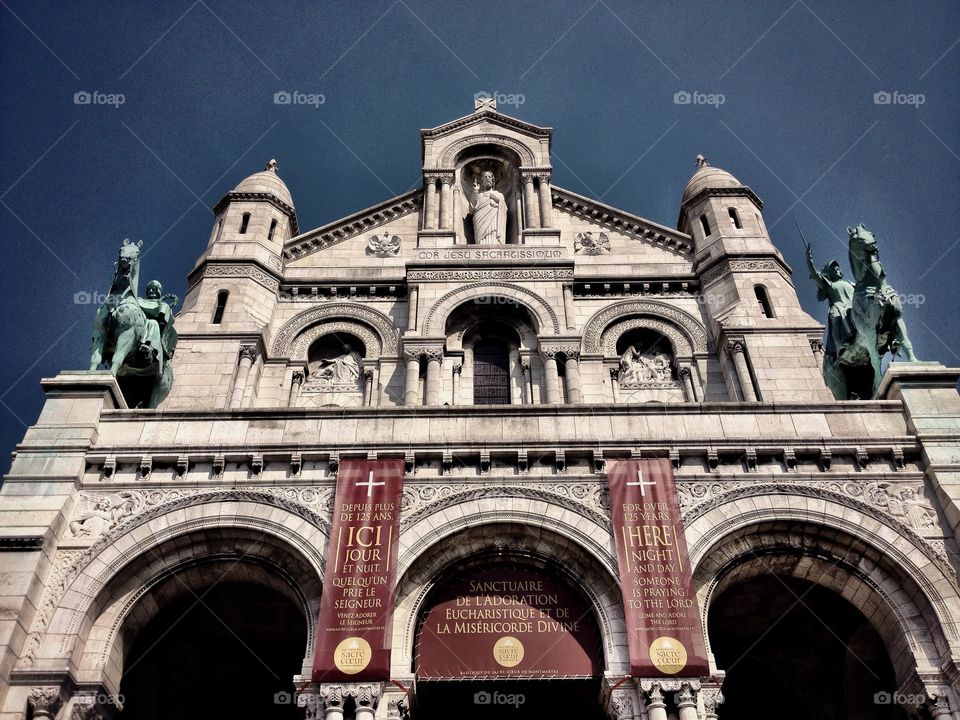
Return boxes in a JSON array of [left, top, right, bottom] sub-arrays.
[[607, 458, 709, 677], [312, 458, 404, 682]]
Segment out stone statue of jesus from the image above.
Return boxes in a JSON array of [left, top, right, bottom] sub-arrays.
[[470, 170, 507, 244]]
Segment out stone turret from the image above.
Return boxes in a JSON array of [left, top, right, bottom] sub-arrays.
[[679, 155, 832, 402]]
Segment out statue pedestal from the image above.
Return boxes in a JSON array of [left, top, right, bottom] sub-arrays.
[[879, 361, 960, 544]]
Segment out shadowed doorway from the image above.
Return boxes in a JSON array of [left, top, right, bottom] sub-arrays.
[[709, 574, 908, 720], [120, 581, 306, 720]]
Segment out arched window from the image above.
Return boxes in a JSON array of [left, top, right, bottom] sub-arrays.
[[212, 290, 229, 324], [239, 212, 250, 234], [473, 340, 511, 404], [728, 207, 742, 229], [754, 285, 774, 318], [699, 214, 711, 237], [267, 218, 277, 241]]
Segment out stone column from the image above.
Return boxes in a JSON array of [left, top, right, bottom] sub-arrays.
[[727, 339, 757, 401], [350, 684, 381, 720], [537, 172, 553, 227], [319, 685, 344, 720], [424, 175, 438, 229], [404, 351, 421, 406], [439, 174, 454, 230], [463, 345, 474, 405], [542, 350, 561, 404], [362, 370, 374, 406], [565, 352, 583, 403], [810, 337, 825, 366], [644, 684, 668, 720], [425, 350, 442, 405], [452, 364, 462, 405], [407, 284, 418, 332], [679, 366, 696, 402], [701, 686, 724, 720], [675, 683, 698, 720], [230, 344, 259, 409], [521, 361, 531, 404], [610, 367, 621, 402], [522, 173, 539, 229], [27, 688, 62, 720], [508, 346, 521, 404], [288, 369, 304, 405], [562, 283, 576, 330]]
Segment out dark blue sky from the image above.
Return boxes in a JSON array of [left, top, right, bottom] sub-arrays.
[[1, 1, 958, 468]]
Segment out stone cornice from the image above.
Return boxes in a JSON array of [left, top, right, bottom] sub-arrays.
[[420, 108, 552, 141], [283, 189, 421, 261], [552, 186, 693, 256], [213, 192, 299, 235]]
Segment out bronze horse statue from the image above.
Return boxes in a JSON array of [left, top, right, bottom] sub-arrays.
[[845, 224, 916, 396], [807, 223, 917, 400], [89, 240, 177, 407]]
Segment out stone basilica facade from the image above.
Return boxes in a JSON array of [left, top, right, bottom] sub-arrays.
[[1, 102, 960, 720]]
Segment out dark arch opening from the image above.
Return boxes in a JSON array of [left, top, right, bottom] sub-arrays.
[[709, 574, 907, 720], [212, 289, 229, 324], [119, 581, 306, 720], [754, 284, 775, 318]]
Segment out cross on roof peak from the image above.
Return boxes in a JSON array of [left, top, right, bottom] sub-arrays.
[[474, 95, 497, 112]]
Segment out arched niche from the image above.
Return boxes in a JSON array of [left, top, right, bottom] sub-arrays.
[[581, 300, 708, 358], [424, 282, 560, 335], [298, 332, 366, 407], [455, 144, 522, 245], [271, 303, 399, 359]]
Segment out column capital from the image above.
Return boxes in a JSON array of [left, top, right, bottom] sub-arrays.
[[292, 369, 305, 384], [700, 686, 724, 719], [452, 363, 462, 376], [809, 337, 825, 353], [674, 681, 698, 708], [534, 170, 553, 183], [239, 343, 260, 362], [678, 366, 693, 380], [28, 687, 63, 719], [423, 168, 454, 182], [726, 338, 747, 355]]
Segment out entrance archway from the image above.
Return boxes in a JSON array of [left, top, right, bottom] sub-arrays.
[[411, 560, 607, 719], [120, 580, 307, 720], [710, 574, 908, 720]]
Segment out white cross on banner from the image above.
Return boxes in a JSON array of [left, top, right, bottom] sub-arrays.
[[626, 468, 658, 496], [356, 470, 385, 497]]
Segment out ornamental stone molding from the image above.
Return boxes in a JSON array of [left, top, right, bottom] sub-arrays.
[[21, 488, 331, 666], [272, 303, 400, 358], [399, 482, 611, 532], [422, 282, 561, 335], [698, 257, 786, 287], [582, 299, 708, 355], [406, 268, 573, 282], [438, 133, 536, 166], [600, 316, 696, 359], [290, 320, 383, 362], [201, 262, 280, 291]]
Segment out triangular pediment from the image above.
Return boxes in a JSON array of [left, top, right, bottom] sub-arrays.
[[283, 189, 421, 262], [421, 107, 551, 143], [553, 186, 693, 256]]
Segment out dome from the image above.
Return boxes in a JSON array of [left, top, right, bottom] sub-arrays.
[[681, 155, 742, 205], [231, 159, 294, 208]]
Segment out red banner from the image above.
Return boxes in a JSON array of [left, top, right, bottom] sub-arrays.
[[312, 458, 404, 682], [607, 459, 709, 677], [417, 566, 602, 679]]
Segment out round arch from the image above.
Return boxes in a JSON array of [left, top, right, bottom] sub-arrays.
[[270, 303, 400, 358], [422, 283, 561, 335], [391, 492, 626, 677], [581, 299, 708, 356], [439, 134, 536, 167], [684, 489, 960, 686], [25, 493, 327, 695]]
